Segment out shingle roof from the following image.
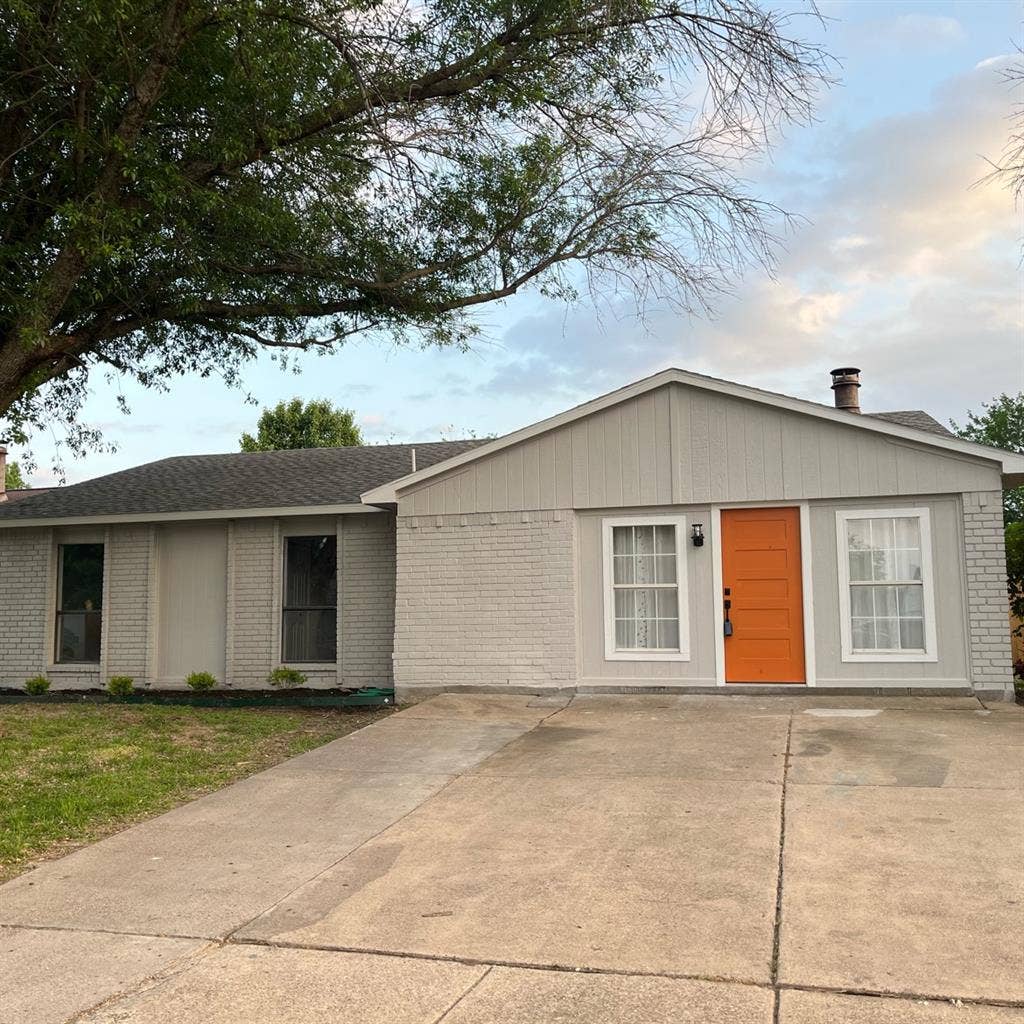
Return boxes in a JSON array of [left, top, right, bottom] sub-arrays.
[[864, 411, 954, 438], [3, 488, 53, 503], [0, 442, 486, 521]]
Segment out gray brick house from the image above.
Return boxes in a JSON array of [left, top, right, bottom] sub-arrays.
[[1, 368, 1020, 700]]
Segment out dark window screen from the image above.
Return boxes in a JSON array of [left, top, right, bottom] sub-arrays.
[[282, 536, 337, 662], [56, 543, 104, 663]]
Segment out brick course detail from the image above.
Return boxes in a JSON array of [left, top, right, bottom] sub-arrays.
[[393, 510, 578, 696], [0, 514, 396, 691], [963, 491, 1013, 693], [0, 527, 50, 685]]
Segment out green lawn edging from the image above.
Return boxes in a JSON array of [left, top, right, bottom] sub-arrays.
[[0, 687, 395, 708]]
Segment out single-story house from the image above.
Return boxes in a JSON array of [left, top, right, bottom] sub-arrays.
[[0, 367, 1019, 700]]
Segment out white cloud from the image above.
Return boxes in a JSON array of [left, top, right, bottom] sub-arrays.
[[848, 14, 966, 53], [480, 55, 1023, 422]]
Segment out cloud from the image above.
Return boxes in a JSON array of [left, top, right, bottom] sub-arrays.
[[404, 372, 473, 402], [847, 14, 966, 53], [478, 55, 1022, 422]]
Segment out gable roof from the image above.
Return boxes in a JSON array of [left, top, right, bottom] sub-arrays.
[[361, 368, 1024, 504], [0, 442, 485, 526]]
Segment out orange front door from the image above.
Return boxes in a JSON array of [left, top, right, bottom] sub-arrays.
[[722, 507, 805, 684]]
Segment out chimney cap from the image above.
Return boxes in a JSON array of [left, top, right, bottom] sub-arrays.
[[830, 366, 861, 384]]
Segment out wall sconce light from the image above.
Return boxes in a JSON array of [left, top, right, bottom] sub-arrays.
[[691, 523, 704, 547]]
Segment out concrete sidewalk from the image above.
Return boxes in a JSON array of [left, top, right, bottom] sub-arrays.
[[1, 693, 1021, 1023]]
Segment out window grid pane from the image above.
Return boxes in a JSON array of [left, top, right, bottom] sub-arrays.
[[846, 514, 927, 652], [611, 525, 681, 652]]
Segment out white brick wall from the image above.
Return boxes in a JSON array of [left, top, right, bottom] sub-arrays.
[[0, 514, 397, 691], [0, 527, 50, 686], [393, 510, 578, 697], [963, 491, 1013, 694], [229, 518, 277, 687], [104, 524, 153, 680], [341, 513, 396, 688], [228, 513, 396, 689], [0, 525, 150, 690]]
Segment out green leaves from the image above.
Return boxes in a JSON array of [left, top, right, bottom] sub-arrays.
[[239, 398, 363, 450], [952, 394, 1024, 524], [0, 0, 833, 455]]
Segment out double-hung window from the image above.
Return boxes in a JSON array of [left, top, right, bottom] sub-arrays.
[[836, 508, 937, 662], [55, 543, 104, 663], [282, 535, 337, 662], [603, 516, 689, 661]]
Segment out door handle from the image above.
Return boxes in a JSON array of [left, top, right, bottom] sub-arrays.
[[723, 588, 733, 637]]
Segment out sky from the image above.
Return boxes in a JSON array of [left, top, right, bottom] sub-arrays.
[[13, 0, 1024, 486]]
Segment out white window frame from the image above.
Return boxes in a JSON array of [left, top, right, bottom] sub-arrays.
[[602, 515, 690, 662], [835, 507, 938, 663]]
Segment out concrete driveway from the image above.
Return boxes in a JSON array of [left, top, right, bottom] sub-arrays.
[[1, 694, 1021, 1023]]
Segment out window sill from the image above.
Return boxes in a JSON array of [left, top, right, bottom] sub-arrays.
[[47, 664, 101, 673], [604, 650, 691, 663], [841, 650, 938, 664]]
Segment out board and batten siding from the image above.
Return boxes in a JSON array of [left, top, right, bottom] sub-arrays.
[[576, 506, 717, 685], [398, 383, 1002, 515], [809, 496, 970, 685]]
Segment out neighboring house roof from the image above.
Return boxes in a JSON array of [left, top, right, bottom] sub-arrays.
[[3, 488, 54, 503], [864, 411, 953, 438], [0, 442, 485, 525], [362, 367, 1024, 504]]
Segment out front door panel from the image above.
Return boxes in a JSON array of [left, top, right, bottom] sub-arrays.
[[722, 507, 805, 684]]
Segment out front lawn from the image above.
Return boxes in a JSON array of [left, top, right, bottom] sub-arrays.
[[0, 703, 391, 881]]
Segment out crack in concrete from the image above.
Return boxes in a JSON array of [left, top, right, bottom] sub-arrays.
[[770, 712, 794, 1024], [432, 964, 493, 1024], [64, 940, 221, 1024]]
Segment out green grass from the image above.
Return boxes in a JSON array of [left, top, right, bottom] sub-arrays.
[[0, 703, 391, 881]]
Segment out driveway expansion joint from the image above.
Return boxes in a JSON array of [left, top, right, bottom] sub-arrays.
[[224, 934, 771, 988], [0, 920, 214, 943], [221, 935, 1024, 1012], [777, 981, 1024, 1011]]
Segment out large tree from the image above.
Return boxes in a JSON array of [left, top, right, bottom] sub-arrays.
[[0, 0, 830, 451], [240, 397, 362, 450], [952, 393, 1024, 525]]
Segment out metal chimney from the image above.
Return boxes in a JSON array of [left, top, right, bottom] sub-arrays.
[[830, 367, 861, 414]]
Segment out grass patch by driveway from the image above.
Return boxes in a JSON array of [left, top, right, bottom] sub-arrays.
[[0, 703, 391, 881]]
